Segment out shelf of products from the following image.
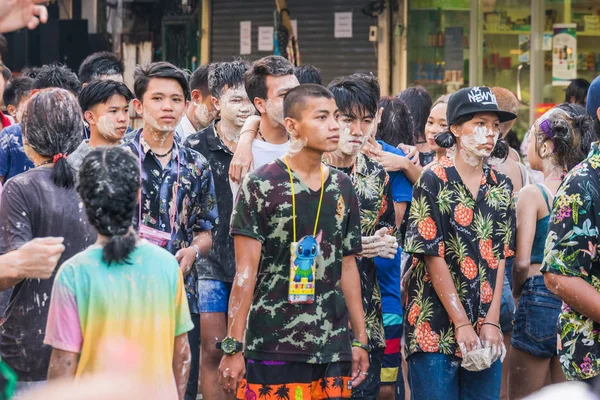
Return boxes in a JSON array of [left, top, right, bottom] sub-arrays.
[[484, 30, 600, 36]]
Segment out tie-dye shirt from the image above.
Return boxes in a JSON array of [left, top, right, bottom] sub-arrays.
[[44, 241, 193, 394]]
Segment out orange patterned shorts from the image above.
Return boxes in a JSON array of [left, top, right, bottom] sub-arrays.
[[236, 359, 352, 400]]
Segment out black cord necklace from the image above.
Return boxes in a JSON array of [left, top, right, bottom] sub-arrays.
[[37, 159, 53, 167], [149, 146, 174, 158]]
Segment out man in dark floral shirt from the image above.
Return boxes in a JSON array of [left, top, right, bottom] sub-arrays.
[[123, 62, 218, 400], [326, 73, 398, 399], [542, 143, 600, 382]]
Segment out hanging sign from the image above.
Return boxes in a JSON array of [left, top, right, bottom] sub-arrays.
[[240, 21, 252, 55], [258, 26, 274, 51], [552, 24, 577, 86], [334, 12, 353, 38]]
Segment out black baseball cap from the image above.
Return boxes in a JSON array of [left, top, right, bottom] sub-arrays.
[[447, 86, 517, 126]]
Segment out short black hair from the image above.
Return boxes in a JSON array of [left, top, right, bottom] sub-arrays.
[[3, 76, 33, 107], [78, 51, 124, 85], [78, 79, 133, 113], [565, 78, 590, 106], [189, 63, 214, 98], [376, 96, 415, 147], [1, 66, 10, 82], [328, 73, 380, 119], [134, 62, 189, 101], [209, 59, 249, 98], [397, 86, 432, 141], [244, 55, 294, 104], [283, 83, 335, 120], [32, 63, 81, 95], [294, 65, 322, 85]]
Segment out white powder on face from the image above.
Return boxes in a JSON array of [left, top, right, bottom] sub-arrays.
[[459, 125, 500, 164], [194, 102, 216, 128], [337, 120, 367, 156], [473, 126, 489, 145], [265, 99, 284, 127], [97, 115, 121, 141]]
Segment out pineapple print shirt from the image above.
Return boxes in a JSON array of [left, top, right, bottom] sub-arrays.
[[541, 143, 600, 381], [230, 159, 363, 364], [404, 157, 515, 357]]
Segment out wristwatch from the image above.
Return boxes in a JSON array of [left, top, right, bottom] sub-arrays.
[[216, 337, 244, 355], [351, 339, 372, 353]]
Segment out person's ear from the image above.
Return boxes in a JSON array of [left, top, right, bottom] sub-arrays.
[[132, 98, 143, 115], [284, 116, 299, 139], [254, 97, 267, 115], [375, 107, 384, 125], [540, 140, 554, 158], [6, 104, 16, 117], [450, 124, 462, 137], [211, 96, 221, 111], [84, 110, 97, 126], [191, 89, 202, 103], [596, 107, 600, 121]]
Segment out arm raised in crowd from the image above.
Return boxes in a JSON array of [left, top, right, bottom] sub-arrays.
[[228, 115, 260, 183], [0, 237, 65, 289], [0, 0, 48, 32]]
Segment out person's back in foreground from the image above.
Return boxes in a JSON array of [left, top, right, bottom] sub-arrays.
[[44, 147, 193, 399]]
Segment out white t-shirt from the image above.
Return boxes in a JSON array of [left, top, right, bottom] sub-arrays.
[[230, 139, 290, 204]]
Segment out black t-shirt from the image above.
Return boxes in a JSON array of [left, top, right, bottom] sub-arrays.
[[185, 121, 236, 282], [0, 168, 96, 381]]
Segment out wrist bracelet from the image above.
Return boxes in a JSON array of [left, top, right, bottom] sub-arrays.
[[351, 339, 372, 353], [482, 322, 501, 330], [454, 323, 471, 331]]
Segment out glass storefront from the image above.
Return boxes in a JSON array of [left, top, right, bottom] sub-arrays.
[[407, 0, 600, 138], [407, 0, 471, 99]]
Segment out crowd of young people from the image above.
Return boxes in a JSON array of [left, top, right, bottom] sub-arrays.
[[0, 38, 598, 400]]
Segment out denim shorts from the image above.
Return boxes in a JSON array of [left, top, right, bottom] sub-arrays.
[[511, 275, 561, 358], [197, 279, 232, 313], [499, 274, 515, 333], [408, 353, 502, 400]]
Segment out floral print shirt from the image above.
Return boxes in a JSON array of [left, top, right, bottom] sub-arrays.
[[328, 153, 390, 349], [123, 129, 219, 311], [541, 143, 600, 381], [404, 157, 515, 357]]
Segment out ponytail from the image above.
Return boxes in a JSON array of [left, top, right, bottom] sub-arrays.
[[52, 153, 76, 189], [102, 229, 137, 265], [435, 131, 456, 148], [490, 138, 510, 161]]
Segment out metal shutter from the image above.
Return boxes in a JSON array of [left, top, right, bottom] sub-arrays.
[[210, 0, 378, 85]]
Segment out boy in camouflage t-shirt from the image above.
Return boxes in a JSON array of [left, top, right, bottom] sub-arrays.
[[219, 84, 370, 399]]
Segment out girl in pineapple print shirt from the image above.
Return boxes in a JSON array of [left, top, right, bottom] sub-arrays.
[[403, 86, 516, 400]]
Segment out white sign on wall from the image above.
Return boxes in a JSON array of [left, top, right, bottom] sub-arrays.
[[258, 26, 274, 51], [240, 21, 252, 55], [334, 12, 353, 38]]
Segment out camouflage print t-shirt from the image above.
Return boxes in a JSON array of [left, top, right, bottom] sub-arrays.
[[230, 159, 363, 364]]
